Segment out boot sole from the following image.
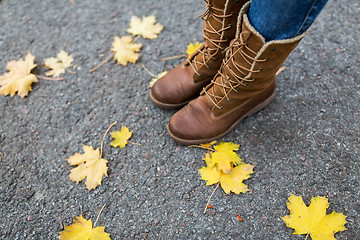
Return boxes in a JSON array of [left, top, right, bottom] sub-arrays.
[[149, 89, 191, 110], [167, 91, 276, 145]]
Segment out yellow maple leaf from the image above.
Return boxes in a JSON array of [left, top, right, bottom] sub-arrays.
[[211, 142, 242, 173], [186, 41, 202, 58], [220, 163, 254, 194], [67, 145, 108, 190], [59, 215, 111, 240], [199, 161, 254, 194], [199, 153, 220, 185], [149, 71, 168, 88], [281, 194, 347, 240], [0, 52, 38, 98], [111, 36, 142, 66], [44, 50, 73, 77], [110, 125, 132, 149], [203, 152, 212, 166], [127, 15, 163, 39]]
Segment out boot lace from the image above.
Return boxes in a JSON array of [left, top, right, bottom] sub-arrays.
[[186, 1, 233, 77], [200, 1, 233, 50], [203, 31, 267, 110]]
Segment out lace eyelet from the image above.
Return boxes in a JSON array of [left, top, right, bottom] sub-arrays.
[[219, 106, 223, 110], [230, 12, 234, 16], [265, 58, 269, 61], [234, 0, 239, 4], [228, 23, 232, 28], [270, 48, 276, 52], [258, 68, 263, 72], [227, 98, 232, 102]]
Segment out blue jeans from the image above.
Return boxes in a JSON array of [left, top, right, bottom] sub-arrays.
[[248, 0, 328, 41]]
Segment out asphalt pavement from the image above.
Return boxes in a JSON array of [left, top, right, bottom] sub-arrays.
[[0, 0, 359, 239]]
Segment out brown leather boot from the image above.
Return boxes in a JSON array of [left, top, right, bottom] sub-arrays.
[[149, 0, 247, 109], [167, 2, 309, 144]]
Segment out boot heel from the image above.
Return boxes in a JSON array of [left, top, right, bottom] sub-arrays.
[[246, 91, 276, 117]]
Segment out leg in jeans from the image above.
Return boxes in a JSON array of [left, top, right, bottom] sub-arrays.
[[248, 0, 328, 41]]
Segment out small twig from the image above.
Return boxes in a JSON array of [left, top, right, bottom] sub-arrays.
[[161, 54, 187, 61], [142, 64, 157, 78], [65, 68, 75, 74], [128, 140, 141, 146], [100, 121, 117, 157], [36, 75, 64, 81], [275, 66, 286, 77], [93, 203, 106, 228], [204, 182, 219, 214], [89, 52, 115, 73]]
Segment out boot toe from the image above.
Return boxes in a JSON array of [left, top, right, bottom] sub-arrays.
[[149, 76, 184, 109], [167, 97, 216, 144], [149, 64, 195, 109], [150, 80, 167, 103], [167, 107, 195, 141]]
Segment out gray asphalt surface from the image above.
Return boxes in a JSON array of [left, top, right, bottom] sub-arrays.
[[0, 0, 359, 239]]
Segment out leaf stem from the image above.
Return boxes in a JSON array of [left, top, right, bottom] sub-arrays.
[[65, 68, 76, 74], [142, 64, 157, 78], [204, 182, 219, 214], [93, 203, 106, 228], [161, 54, 187, 62], [128, 140, 141, 146], [100, 121, 117, 157], [189, 145, 215, 152], [89, 52, 115, 73], [36, 75, 64, 81]]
